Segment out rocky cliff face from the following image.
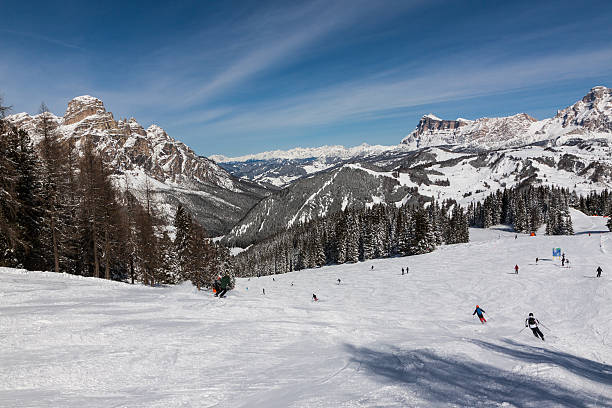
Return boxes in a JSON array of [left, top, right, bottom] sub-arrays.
[[413, 114, 468, 135], [554, 86, 612, 132], [402, 112, 539, 149], [402, 87, 612, 149], [6, 96, 269, 235]]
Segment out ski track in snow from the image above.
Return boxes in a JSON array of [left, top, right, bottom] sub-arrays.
[[0, 212, 611, 407]]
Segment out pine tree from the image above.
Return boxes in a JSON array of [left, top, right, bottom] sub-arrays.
[[0, 116, 20, 266], [173, 204, 192, 281], [8, 124, 44, 269], [411, 207, 436, 255]]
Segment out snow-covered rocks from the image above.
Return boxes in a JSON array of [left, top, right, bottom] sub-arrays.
[[63, 95, 108, 125], [401, 86, 612, 149], [5, 96, 269, 236]]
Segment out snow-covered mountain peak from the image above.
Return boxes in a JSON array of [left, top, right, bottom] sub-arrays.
[[5, 95, 269, 235], [64, 95, 107, 125], [402, 87, 612, 149], [553, 86, 612, 132], [423, 113, 442, 121], [145, 124, 172, 142]]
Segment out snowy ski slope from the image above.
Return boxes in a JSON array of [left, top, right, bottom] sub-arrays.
[[1, 211, 611, 407]]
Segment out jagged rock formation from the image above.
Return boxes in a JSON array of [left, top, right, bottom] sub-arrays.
[[216, 87, 612, 189], [6, 96, 269, 235], [402, 86, 612, 149], [553, 86, 612, 132]]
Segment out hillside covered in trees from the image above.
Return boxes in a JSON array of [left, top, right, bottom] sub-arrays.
[[0, 99, 230, 289]]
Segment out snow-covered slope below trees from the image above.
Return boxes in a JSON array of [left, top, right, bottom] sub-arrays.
[[1, 212, 610, 407], [6, 96, 269, 235], [225, 140, 612, 247]]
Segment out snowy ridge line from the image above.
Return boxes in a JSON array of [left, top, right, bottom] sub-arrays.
[[401, 86, 612, 150], [4, 95, 268, 236], [210, 143, 407, 163]]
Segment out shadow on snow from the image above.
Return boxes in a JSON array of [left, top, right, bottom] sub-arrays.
[[344, 340, 611, 407]]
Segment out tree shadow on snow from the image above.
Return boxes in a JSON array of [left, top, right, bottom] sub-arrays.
[[470, 338, 612, 386], [344, 343, 610, 407]]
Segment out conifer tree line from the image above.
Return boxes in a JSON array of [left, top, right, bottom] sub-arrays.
[[233, 201, 469, 277], [467, 186, 578, 235], [575, 189, 612, 232], [0, 99, 232, 289]]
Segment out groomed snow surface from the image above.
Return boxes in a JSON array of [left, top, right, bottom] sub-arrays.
[[1, 211, 611, 407]]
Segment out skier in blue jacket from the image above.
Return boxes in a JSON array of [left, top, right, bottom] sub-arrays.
[[473, 305, 486, 323]]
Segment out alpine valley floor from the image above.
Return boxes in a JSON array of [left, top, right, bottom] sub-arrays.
[[1, 210, 611, 407]]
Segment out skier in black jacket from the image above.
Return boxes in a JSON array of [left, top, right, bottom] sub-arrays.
[[597, 266, 603, 278], [217, 275, 231, 298], [525, 313, 544, 341]]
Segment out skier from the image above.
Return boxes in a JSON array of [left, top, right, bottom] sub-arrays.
[[337, 278, 341, 285], [515, 234, 517, 240], [597, 266, 602, 278], [371, 265, 374, 270], [312, 293, 318, 301], [217, 275, 231, 298], [515, 264, 519, 274], [525, 312, 544, 341], [536, 257, 539, 265], [472, 305, 487, 324], [406, 266, 409, 274], [401, 268, 404, 275], [213, 276, 221, 297], [273, 277, 275, 281], [262, 288, 265, 295]]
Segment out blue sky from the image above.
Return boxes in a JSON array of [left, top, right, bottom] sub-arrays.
[[1, 0, 611, 157]]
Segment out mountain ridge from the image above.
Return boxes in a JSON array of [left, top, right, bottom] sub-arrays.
[[214, 87, 612, 188], [6, 96, 270, 235]]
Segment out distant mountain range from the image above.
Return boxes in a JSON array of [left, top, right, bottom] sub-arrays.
[[221, 87, 612, 246], [213, 86, 612, 188], [6, 96, 269, 236], [401, 86, 612, 149], [7, 87, 612, 244]]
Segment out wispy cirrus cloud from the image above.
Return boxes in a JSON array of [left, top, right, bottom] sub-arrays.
[[2, 1, 611, 156], [176, 46, 612, 136], [0, 29, 84, 51]]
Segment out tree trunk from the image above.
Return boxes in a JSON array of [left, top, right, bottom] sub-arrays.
[[93, 222, 100, 278], [104, 228, 110, 279], [51, 216, 59, 273]]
